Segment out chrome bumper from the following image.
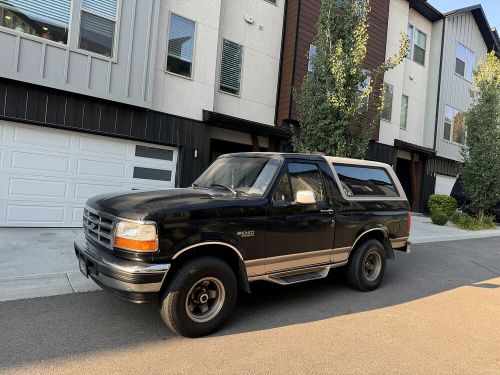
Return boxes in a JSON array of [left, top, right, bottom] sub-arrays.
[[74, 234, 170, 303]]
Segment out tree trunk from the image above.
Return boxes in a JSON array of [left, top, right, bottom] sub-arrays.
[[478, 208, 484, 221]]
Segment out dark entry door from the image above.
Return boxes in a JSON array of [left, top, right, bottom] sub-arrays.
[[396, 158, 413, 207], [265, 161, 335, 273]]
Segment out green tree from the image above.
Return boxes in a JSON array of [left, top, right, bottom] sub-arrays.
[[293, 0, 409, 158], [460, 52, 500, 220]]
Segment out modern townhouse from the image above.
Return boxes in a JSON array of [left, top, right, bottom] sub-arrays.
[[0, 0, 287, 227], [276, 0, 499, 213], [359, 2, 498, 212], [422, 5, 499, 207], [374, 0, 443, 212]]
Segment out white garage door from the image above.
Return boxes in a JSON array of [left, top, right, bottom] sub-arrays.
[[0, 121, 178, 227], [435, 174, 457, 196]]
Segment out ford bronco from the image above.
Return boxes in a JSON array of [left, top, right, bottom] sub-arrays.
[[75, 153, 411, 337]]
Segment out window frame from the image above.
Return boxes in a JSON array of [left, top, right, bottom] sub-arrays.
[[165, 12, 197, 79], [219, 38, 244, 97], [0, 0, 74, 47], [455, 42, 475, 82], [357, 70, 371, 111], [270, 161, 326, 205], [407, 24, 426, 66], [442, 104, 466, 145], [330, 163, 404, 201], [380, 82, 394, 122], [400, 94, 409, 130], [78, 0, 121, 62], [307, 44, 316, 74]]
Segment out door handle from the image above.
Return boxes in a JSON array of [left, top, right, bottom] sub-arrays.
[[320, 209, 334, 214]]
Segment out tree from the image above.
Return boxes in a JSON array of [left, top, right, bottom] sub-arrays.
[[460, 52, 500, 220], [293, 0, 409, 158]]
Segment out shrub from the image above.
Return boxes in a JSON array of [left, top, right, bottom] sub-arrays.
[[451, 212, 496, 230], [428, 194, 457, 217], [450, 211, 464, 224], [431, 211, 448, 225]]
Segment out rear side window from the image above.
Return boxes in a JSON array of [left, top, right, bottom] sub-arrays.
[[333, 164, 399, 197]]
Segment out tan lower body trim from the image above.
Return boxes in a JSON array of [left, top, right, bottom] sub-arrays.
[[264, 249, 332, 273], [332, 247, 350, 263], [245, 247, 351, 277], [390, 237, 409, 249]]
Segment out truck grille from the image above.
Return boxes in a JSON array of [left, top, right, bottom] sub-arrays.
[[83, 207, 115, 249]]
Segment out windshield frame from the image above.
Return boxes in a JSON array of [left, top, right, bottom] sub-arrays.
[[193, 156, 284, 198]]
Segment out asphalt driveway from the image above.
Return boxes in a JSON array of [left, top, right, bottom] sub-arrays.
[[0, 237, 499, 374]]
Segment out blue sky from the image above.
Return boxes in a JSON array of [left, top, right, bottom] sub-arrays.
[[428, 0, 499, 29]]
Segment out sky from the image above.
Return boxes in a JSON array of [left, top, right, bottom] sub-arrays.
[[428, 0, 500, 29]]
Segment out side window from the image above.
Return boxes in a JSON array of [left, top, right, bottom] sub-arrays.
[[273, 173, 293, 202], [333, 164, 399, 197], [288, 163, 324, 201]]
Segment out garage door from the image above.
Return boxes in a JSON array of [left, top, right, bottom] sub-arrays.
[[435, 174, 457, 196], [0, 121, 178, 227]]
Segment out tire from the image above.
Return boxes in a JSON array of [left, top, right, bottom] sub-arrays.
[[346, 239, 386, 292], [160, 256, 237, 338]]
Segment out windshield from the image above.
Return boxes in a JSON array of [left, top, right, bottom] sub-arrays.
[[193, 157, 281, 196]]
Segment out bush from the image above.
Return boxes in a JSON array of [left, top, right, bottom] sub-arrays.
[[428, 194, 457, 217], [431, 211, 448, 225], [450, 212, 496, 230]]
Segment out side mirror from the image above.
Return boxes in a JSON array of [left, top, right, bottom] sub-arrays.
[[295, 190, 317, 205]]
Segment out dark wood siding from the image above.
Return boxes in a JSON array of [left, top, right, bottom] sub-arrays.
[[277, 0, 390, 141], [0, 78, 211, 187]]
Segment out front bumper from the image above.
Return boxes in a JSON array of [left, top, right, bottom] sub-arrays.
[[74, 234, 170, 303]]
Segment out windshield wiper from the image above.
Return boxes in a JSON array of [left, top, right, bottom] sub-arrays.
[[209, 183, 239, 196], [191, 183, 198, 189]]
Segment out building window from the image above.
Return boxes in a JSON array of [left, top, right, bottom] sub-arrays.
[[443, 105, 466, 144], [357, 72, 371, 110], [400, 95, 408, 130], [220, 39, 243, 95], [79, 0, 118, 58], [166, 14, 195, 78], [455, 42, 475, 81], [0, 0, 71, 43], [407, 25, 426, 65], [381, 83, 394, 121], [307, 44, 316, 73], [333, 164, 399, 197]]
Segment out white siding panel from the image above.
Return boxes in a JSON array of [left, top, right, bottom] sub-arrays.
[[436, 12, 488, 161]]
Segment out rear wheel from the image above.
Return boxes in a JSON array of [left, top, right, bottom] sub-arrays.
[[160, 257, 237, 337], [346, 239, 386, 291]]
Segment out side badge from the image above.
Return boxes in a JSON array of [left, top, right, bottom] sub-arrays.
[[237, 230, 255, 238]]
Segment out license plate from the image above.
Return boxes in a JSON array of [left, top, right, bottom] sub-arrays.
[[79, 258, 88, 278]]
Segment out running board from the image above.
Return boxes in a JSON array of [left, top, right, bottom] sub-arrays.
[[249, 261, 347, 286]]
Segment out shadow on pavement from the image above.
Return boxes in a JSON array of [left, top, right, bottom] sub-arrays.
[[0, 237, 499, 368]]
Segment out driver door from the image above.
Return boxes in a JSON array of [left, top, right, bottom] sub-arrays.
[[265, 161, 335, 273]]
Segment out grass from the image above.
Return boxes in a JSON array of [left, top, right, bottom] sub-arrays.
[[449, 212, 497, 231]]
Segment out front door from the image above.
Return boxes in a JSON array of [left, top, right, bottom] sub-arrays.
[[265, 161, 335, 273]]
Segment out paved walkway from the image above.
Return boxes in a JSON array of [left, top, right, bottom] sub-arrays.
[[0, 215, 498, 302], [409, 214, 500, 244]]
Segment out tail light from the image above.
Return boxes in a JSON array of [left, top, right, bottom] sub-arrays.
[[407, 211, 411, 234]]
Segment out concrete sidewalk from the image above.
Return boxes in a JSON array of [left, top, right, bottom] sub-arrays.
[[408, 214, 500, 244], [0, 228, 99, 302], [0, 215, 499, 302]]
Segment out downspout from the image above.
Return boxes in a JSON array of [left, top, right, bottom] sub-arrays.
[[274, 0, 289, 127], [432, 18, 446, 151]]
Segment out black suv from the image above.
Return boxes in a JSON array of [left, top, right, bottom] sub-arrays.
[[75, 153, 411, 337]]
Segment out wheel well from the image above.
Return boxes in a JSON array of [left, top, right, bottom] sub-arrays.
[[160, 244, 248, 296], [351, 229, 393, 259]]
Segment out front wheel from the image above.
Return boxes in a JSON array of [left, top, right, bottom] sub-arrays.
[[160, 257, 237, 337], [346, 239, 386, 291]]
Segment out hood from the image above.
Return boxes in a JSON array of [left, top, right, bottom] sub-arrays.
[[86, 188, 244, 220]]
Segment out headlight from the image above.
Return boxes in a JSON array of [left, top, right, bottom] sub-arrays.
[[114, 221, 158, 252]]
